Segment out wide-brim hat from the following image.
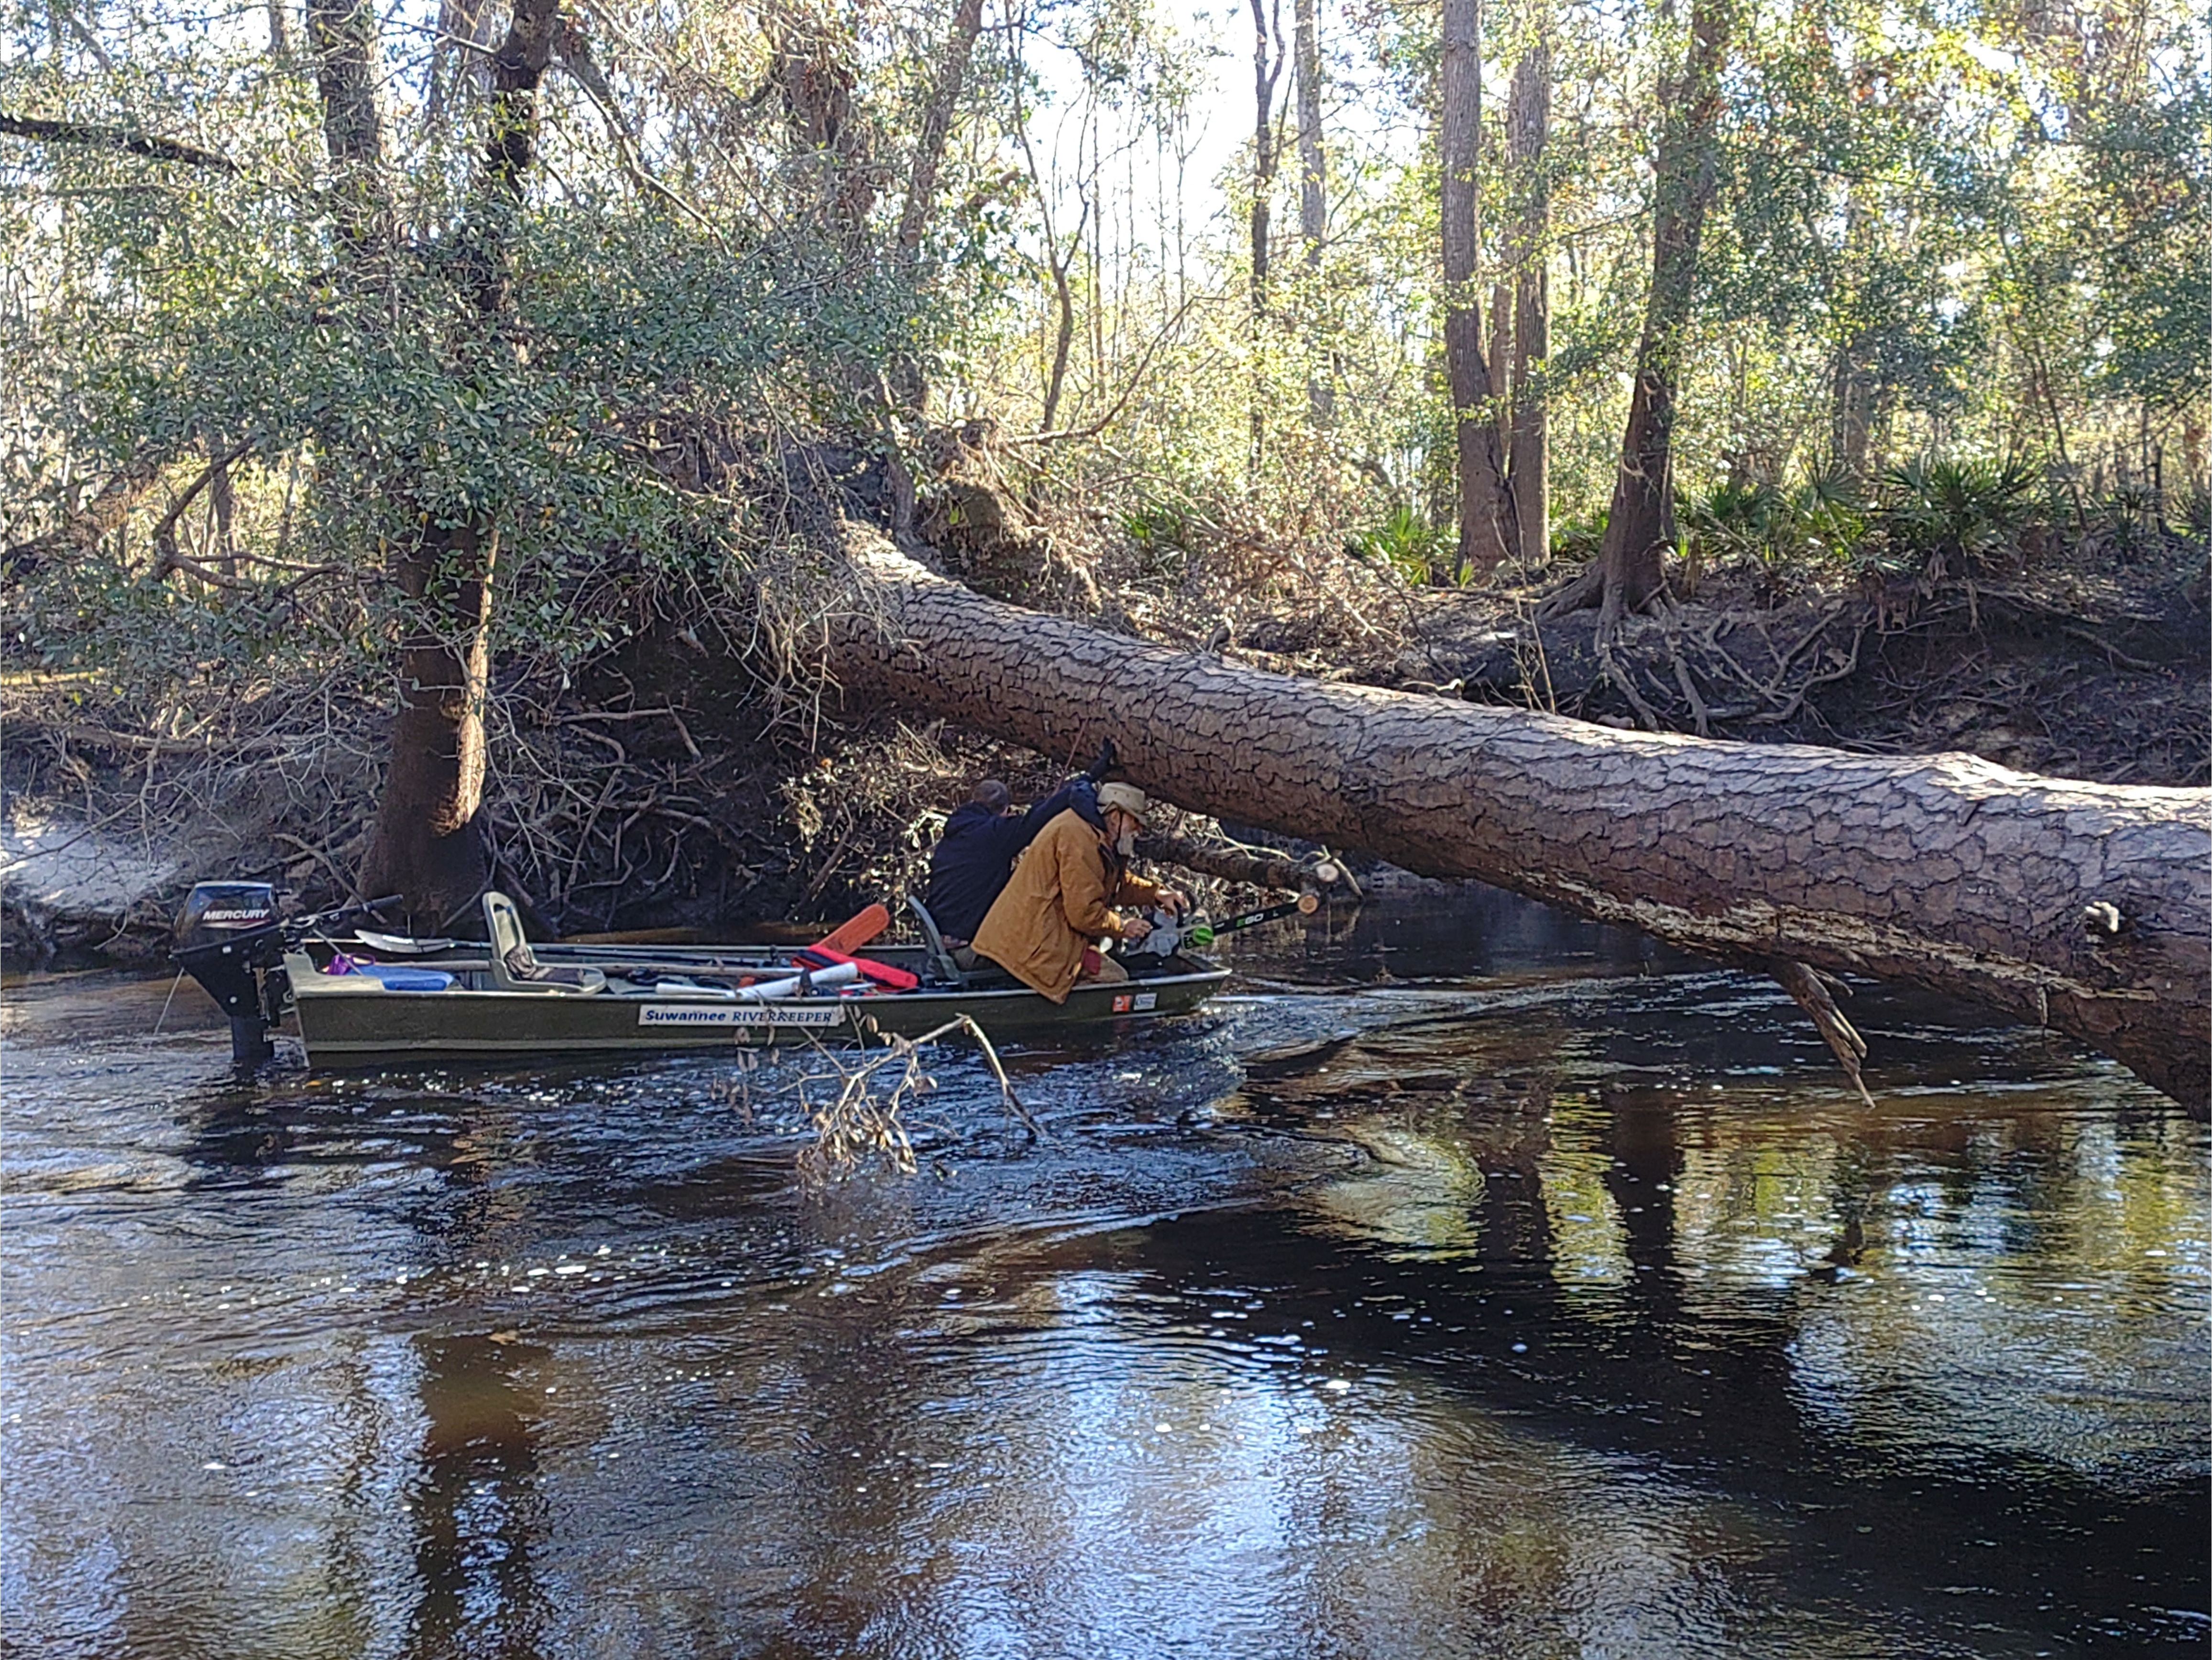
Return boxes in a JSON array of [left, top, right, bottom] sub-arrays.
[[1095, 781, 1149, 823]]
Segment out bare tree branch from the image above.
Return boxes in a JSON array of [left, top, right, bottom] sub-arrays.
[[0, 113, 236, 172]]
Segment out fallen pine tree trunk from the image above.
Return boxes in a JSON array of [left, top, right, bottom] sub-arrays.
[[823, 526, 2211, 1110]]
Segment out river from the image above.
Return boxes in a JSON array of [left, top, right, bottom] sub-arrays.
[[2, 888, 2205, 1658]]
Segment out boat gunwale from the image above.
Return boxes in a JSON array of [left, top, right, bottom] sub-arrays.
[[280, 947, 1232, 1066], [285, 957, 1232, 1008]]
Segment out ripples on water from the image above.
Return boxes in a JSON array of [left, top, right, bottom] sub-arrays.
[[2, 890, 2205, 1658]]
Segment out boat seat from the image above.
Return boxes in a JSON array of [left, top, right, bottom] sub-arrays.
[[482, 891, 606, 994], [905, 896, 966, 986]]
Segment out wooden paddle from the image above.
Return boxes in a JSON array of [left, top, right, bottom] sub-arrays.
[[811, 903, 890, 955]]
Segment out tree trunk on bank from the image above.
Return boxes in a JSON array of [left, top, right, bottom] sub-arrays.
[[357, 527, 497, 928], [1542, 0, 1732, 626], [880, 0, 987, 488], [355, 0, 560, 928], [825, 525, 2210, 1110], [1506, 43, 1550, 566], [893, 0, 985, 271], [1829, 187, 1875, 478], [1292, 0, 1330, 426], [1248, 0, 1285, 479], [305, 0, 387, 248], [1440, 0, 1516, 579]]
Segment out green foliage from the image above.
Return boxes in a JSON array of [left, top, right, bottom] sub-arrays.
[[1876, 456, 2045, 575], [1663, 451, 2142, 589], [0, 0, 972, 714], [1121, 497, 1205, 578], [1345, 504, 1451, 586], [1, 0, 2202, 723]]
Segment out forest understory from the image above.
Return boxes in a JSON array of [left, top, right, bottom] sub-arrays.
[[5, 432, 2203, 970]]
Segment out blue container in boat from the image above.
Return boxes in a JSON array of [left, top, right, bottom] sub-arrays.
[[356, 965, 455, 992]]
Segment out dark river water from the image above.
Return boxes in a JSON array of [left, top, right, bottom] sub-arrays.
[[3, 889, 2205, 1659]]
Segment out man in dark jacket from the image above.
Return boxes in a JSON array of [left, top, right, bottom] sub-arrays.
[[923, 746, 1113, 941]]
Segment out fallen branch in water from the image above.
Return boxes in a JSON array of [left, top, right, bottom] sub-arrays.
[[795, 1013, 1036, 1185], [1135, 828, 1357, 898]]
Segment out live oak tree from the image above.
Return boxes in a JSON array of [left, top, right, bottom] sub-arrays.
[[338, 0, 571, 928], [5, 0, 962, 930]]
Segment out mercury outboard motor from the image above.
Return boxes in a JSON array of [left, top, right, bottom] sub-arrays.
[[173, 882, 285, 1063], [173, 885, 404, 1064]]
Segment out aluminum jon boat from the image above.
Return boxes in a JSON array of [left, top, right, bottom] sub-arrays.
[[172, 883, 1230, 1070]]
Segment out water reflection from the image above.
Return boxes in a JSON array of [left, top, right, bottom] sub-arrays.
[[2, 892, 2205, 1657]]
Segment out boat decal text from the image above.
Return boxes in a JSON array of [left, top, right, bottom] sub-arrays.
[[638, 1003, 845, 1028]]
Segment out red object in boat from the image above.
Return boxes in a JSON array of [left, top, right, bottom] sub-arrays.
[[794, 945, 920, 991]]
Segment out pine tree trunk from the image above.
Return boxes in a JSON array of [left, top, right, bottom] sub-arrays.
[[1544, 0, 1731, 624], [1441, 0, 1516, 578], [828, 525, 2211, 1111], [1506, 44, 1550, 565]]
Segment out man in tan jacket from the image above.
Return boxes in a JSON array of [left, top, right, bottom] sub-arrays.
[[971, 782, 1188, 1003]]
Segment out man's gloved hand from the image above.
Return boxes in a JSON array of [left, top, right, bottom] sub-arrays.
[[1083, 738, 1118, 783]]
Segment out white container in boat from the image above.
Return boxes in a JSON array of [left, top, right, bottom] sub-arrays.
[[649, 977, 740, 999], [734, 961, 861, 1002]]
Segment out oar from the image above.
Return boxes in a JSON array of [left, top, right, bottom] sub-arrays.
[[355, 928, 460, 956], [812, 903, 890, 955]]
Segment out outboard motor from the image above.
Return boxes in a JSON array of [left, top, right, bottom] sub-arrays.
[[173, 883, 284, 1063]]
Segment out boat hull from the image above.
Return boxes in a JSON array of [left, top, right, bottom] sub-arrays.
[[285, 955, 1230, 1068]]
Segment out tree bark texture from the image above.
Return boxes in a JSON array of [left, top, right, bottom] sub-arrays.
[[1546, 0, 1731, 624], [1506, 44, 1550, 566], [306, 0, 388, 248], [1248, 0, 1285, 476], [827, 527, 2210, 1110], [358, 526, 498, 929], [894, 0, 985, 268], [355, 0, 559, 927], [1440, 0, 1516, 579]]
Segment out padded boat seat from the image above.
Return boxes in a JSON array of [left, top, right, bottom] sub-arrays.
[[482, 891, 606, 994]]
